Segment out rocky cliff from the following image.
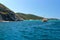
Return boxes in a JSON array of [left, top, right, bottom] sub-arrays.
[[0, 3, 23, 21], [0, 3, 44, 21], [0, 3, 58, 21]]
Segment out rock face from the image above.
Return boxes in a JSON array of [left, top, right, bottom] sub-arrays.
[[0, 3, 23, 21], [0, 3, 43, 21]]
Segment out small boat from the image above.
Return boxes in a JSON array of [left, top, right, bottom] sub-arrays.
[[42, 18, 48, 22]]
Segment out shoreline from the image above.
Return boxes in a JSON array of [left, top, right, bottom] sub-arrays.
[[0, 19, 60, 22]]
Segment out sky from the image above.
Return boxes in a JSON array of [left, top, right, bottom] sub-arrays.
[[0, 0, 60, 19]]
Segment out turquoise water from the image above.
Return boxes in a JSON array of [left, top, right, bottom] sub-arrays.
[[0, 20, 60, 40]]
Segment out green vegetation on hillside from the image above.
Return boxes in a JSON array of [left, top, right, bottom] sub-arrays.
[[16, 13, 44, 20]]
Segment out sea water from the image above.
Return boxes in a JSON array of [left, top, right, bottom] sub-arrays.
[[0, 20, 60, 40]]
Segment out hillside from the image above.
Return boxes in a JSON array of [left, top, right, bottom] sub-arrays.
[[0, 3, 59, 21], [16, 13, 44, 20], [0, 3, 44, 21]]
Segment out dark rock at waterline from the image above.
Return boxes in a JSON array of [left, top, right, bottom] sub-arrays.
[[0, 3, 24, 21]]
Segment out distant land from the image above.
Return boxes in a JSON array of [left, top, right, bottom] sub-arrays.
[[0, 3, 59, 21]]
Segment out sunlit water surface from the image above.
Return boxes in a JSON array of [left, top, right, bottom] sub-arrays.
[[0, 20, 60, 40]]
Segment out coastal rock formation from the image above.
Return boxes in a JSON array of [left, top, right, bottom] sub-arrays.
[[0, 3, 43, 21], [0, 3, 23, 21], [0, 3, 45, 21], [0, 3, 58, 21], [0, 3, 44, 21]]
